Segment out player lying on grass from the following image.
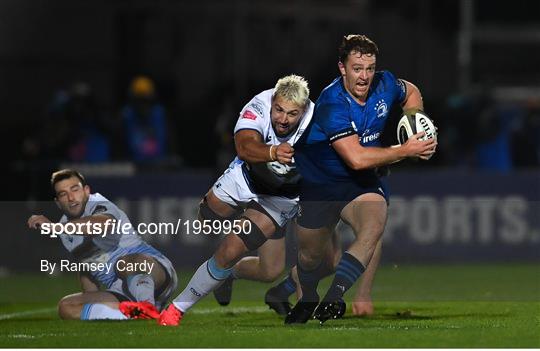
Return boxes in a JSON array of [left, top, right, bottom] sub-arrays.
[[27, 169, 177, 320], [213, 227, 382, 317]]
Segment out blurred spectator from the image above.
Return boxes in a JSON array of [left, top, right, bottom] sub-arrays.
[[121, 76, 168, 163], [444, 91, 525, 171], [21, 89, 70, 161], [473, 103, 515, 172], [213, 93, 237, 176], [22, 82, 111, 163], [65, 82, 111, 163], [511, 103, 540, 167]]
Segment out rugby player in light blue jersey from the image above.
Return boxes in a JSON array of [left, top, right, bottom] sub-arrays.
[[27, 169, 177, 321], [286, 34, 437, 324]]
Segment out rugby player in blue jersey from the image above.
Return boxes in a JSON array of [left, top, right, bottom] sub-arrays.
[[285, 34, 437, 324]]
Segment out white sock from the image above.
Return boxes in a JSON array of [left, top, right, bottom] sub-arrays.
[[173, 256, 231, 313], [127, 273, 155, 305], [81, 303, 127, 320]]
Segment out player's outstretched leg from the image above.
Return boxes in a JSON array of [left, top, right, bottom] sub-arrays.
[[160, 208, 277, 326], [314, 193, 386, 324], [285, 223, 336, 324], [213, 230, 286, 310], [58, 292, 127, 320], [237, 238, 288, 314], [116, 253, 168, 319], [284, 263, 324, 324], [159, 255, 231, 326], [351, 239, 382, 317]]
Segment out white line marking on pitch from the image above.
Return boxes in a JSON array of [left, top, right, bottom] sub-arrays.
[[0, 305, 268, 321], [0, 307, 56, 320], [191, 306, 269, 314]]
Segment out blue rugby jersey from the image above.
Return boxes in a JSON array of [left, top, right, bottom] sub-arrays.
[[295, 70, 406, 184]]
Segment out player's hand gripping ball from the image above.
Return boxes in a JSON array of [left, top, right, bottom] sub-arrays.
[[397, 110, 438, 160]]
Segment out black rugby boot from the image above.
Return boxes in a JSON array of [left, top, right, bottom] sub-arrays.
[[313, 298, 346, 325], [264, 286, 292, 316], [284, 299, 319, 324], [213, 276, 234, 306]]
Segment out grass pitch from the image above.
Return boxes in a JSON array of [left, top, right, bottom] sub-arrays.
[[0, 263, 539, 348]]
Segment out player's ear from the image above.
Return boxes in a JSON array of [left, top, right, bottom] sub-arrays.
[[84, 185, 91, 196], [338, 61, 346, 76]]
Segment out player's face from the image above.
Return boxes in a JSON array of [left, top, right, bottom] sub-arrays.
[[339, 51, 376, 103], [270, 95, 305, 137], [54, 176, 91, 218]]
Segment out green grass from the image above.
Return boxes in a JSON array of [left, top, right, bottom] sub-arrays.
[[0, 263, 539, 347]]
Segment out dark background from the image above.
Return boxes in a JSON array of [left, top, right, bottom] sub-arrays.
[[0, 0, 538, 269]]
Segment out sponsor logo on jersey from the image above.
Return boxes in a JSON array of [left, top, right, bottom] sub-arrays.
[[242, 110, 258, 120], [374, 99, 388, 118], [265, 135, 272, 143], [362, 131, 380, 144], [329, 129, 355, 142], [249, 101, 264, 117]]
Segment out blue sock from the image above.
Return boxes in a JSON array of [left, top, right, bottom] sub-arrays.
[[207, 255, 232, 281], [272, 272, 296, 298], [297, 262, 326, 303], [323, 252, 365, 302]]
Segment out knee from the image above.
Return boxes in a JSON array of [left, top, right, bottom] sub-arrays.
[[259, 264, 284, 283], [298, 249, 325, 270], [58, 295, 80, 320], [116, 254, 150, 278]]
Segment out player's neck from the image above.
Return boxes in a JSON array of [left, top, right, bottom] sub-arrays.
[[341, 79, 368, 106]]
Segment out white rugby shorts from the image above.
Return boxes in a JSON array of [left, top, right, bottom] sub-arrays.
[[212, 159, 298, 227], [103, 243, 178, 310]]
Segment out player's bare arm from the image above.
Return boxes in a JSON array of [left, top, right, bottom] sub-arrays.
[[331, 132, 436, 170], [400, 80, 437, 160], [401, 80, 424, 111], [234, 129, 294, 164], [66, 214, 115, 235]]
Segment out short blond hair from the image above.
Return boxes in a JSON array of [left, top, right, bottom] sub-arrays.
[[273, 74, 310, 108]]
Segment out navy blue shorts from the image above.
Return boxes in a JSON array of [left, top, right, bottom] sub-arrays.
[[297, 179, 389, 229]]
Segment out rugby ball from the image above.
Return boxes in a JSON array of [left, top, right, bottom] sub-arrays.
[[397, 111, 437, 144], [267, 160, 296, 176]]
